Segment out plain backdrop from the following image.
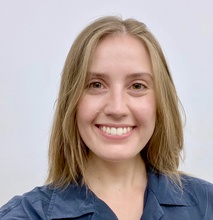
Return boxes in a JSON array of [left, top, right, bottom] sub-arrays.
[[0, 0, 213, 206]]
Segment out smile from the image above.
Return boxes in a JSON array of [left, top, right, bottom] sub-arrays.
[[98, 126, 133, 136]]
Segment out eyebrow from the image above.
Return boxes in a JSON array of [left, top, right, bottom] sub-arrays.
[[125, 72, 153, 81], [88, 72, 153, 80]]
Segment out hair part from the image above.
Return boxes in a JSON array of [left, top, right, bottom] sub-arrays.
[[46, 16, 184, 188]]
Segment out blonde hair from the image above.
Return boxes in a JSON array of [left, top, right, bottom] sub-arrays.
[[46, 16, 184, 187]]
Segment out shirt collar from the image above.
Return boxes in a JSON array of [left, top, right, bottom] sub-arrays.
[[141, 169, 198, 220], [48, 184, 117, 219], [48, 169, 198, 219], [146, 168, 198, 206]]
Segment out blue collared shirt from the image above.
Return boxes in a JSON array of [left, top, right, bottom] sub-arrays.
[[1, 170, 213, 219]]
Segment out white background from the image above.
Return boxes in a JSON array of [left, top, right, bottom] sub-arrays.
[[0, 0, 213, 206]]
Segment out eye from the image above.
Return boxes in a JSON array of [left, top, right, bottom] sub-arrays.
[[88, 81, 104, 89], [130, 83, 146, 90]]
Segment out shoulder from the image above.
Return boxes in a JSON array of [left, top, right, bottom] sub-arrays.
[[181, 174, 213, 218], [0, 185, 54, 219], [147, 170, 213, 219], [181, 174, 213, 202], [0, 183, 96, 220], [149, 170, 213, 204]]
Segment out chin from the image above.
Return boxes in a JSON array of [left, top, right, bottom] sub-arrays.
[[98, 152, 140, 163]]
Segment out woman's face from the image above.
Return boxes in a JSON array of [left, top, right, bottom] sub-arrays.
[[77, 34, 156, 163]]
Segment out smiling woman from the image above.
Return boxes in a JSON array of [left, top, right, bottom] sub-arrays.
[[77, 35, 156, 169], [0, 16, 213, 220]]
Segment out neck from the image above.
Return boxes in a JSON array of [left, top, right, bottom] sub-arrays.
[[85, 153, 147, 193]]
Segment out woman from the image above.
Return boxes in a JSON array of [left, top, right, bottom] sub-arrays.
[[0, 16, 212, 220]]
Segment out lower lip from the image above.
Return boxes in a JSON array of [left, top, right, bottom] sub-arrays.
[[96, 126, 135, 140]]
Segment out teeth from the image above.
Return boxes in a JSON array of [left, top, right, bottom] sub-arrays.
[[111, 127, 116, 135], [99, 126, 133, 136], [117, 128, 123, 136]]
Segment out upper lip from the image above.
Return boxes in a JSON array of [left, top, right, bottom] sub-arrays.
[[96, 124, 135, 128]]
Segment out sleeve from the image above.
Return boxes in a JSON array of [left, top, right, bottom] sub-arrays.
[[0, 187, 51, 220], [205, 182, 213, 219], [189, 178, 213, 219], [0, 196, 31, 219]]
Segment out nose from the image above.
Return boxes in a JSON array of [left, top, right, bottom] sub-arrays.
[[104, 88, 129, 118]]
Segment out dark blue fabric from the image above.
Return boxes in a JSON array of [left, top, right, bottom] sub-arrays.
[[1, 170, 213, 219]]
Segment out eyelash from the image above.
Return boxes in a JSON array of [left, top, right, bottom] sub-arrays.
[[87, 81, 147, 92], [130, 83, 146, 90], [88, 81, 104, 89]]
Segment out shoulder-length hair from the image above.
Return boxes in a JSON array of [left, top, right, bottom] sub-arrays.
[[46, 16, 184, 187]]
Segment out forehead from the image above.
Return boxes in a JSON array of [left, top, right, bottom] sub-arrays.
[[94, 33, 148, 57], [88, 34, 152, 77]]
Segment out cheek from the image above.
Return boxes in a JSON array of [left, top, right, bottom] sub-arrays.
[[77, 95, 102, 125], [77, 98, 90, 126], [132, 97, 156, 124]]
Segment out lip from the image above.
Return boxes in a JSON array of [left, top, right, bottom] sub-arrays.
[[96, 123, 135, 128], [95, 124, 135, 139]]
